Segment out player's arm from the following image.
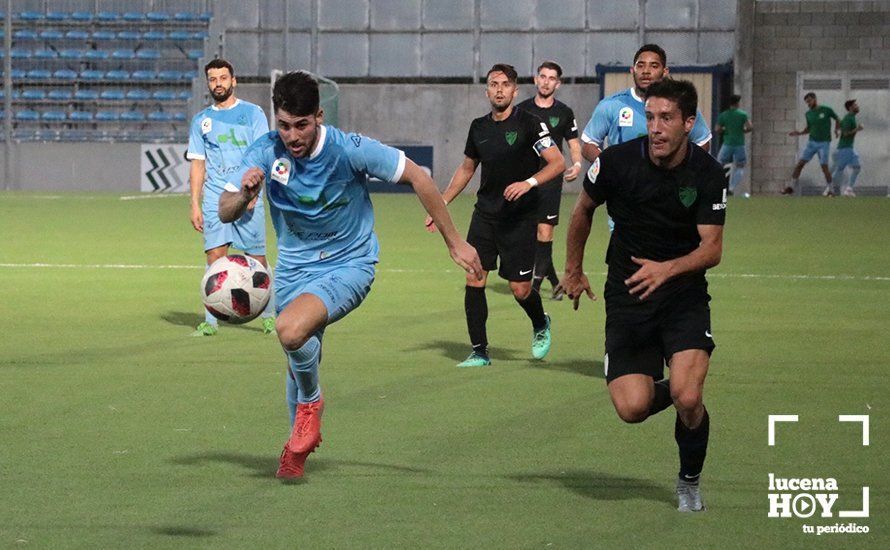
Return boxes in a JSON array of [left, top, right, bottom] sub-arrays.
[[789, 123, 809, 137], [188, 159, 206, 232], [219, 167, 263, 223], [625, 225, 723, 301], [424, 155, 478, 233], [557, 191, 599, 310], [564, 137, 583, 181], [743, 119, 753, 133], [504, 145, 564, 201], [401, 159, 482, 279]]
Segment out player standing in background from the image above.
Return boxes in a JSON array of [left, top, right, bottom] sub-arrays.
[[831, 99, 863, 197], [426, 63, 565, 368], [785, 92, 841, 196], [715, 94, 753, 196], [187, 58, 275, 336], [516, 61, 582, 300], [558, 79, 726, 512], [580, 44, 712, 165], [220, 71, 481, 479]]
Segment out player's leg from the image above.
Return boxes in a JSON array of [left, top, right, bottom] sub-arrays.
[[670, 349, 710, 512], [785, 143, 813, 195], [817, 143, 834, 195], [193, 240, 228, 336], [533, 186, 561, 295], [846, 152, 861, 196], [500, 217, 550, 360], [460, 211, 496, 367], [729, 147, 747, 194]]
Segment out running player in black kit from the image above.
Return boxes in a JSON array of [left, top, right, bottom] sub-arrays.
[[517, 61, 582, 300], [557, 79, 726, 512], [426, 63, 565, 367]]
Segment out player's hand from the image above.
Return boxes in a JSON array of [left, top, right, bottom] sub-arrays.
[[625, 256, 672, 300], [504, 181, 533, 201], [564, 163, 581, 182], [424, 214, 438, 233], [555, 270, 596, 311], [787, 130, 798, 137], [449, 239, 483, 281], [247, 196, 258, 211], [190, 205, 204, 233], [241, 167, 264, 200]]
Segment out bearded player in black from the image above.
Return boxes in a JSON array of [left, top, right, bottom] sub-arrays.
[[517, 61, 582, 300], [426, 63, 565, 367], [557, 79, 726, 512]]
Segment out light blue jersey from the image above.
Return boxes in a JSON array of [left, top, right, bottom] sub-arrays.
[[226, 125, 406, 272], [581, 87, 712, 149], [187, 99, 269, 211]]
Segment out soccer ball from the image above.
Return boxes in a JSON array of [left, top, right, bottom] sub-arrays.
[[201, 255, 271, 324]]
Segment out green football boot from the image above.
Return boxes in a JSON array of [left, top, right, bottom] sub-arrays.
[[457, 351, 491, 368], [191, 321, 218, 337], [262, 317, 276, 335], [531, 314, 551, 359]]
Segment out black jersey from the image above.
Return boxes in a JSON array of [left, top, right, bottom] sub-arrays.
[[464, 107, 554, 219], [582, 136, 727, 301], [516, 98, 578, 152]]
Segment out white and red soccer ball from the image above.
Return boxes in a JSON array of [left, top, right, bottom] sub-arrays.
[[200, 255, 271, 324]]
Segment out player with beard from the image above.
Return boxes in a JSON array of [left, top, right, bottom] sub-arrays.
[[516, 61, 582, 299], [558, 79, 726, 512], [187, 58, 275, 336]]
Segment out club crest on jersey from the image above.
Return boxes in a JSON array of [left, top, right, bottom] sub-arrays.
[[505, 131, 518, 145], [200, 117, 212, 134], [271, 158, 291, 184], [549, 116, 560, 128], [588, 158, 600, 183], [679, 186, 697, 207], [618, 107, 634, 127]]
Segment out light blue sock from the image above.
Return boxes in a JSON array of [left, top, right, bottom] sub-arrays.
[[285, 370, 299, 426], [729, 165, 744, 192], [285, 335, 322, 404], [848, 166, 860, 187], [831, 166, 844, 186], [203, 264, 218, 326]]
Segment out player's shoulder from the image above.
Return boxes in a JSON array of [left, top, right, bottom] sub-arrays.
[[689, 143, 724, 174], [603, 136, 644, 161], [515, 97, 535, 111], [190, 105, 213, 125], [237, 99, 266, 116]]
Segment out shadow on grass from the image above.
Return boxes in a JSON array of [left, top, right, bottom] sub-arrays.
[[162, 311, 263, 333], [171, 452, 431, 480], [152, 526, 217, 538], [529, 359, 605, 379], [507, 469, 674, 505], [402, 339, 524, 363]]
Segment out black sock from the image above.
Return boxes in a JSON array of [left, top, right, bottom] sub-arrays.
[[533, 240, 553, 291], [648, 378, 672, 416], [675, 406, 710, 482], [464, 286, 488, 356], [546, 262, 559, 287], [516, 290, 547, 331]]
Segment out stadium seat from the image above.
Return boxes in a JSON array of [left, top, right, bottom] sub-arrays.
[[111, 49, 136, 60], [92, 30, 117, 41], [95, 110, 119, 121], [100, 89, 126, 100], [74, 89, 100, 100], [120, 110, 146, 121], [192, 31, 210, 40], [80, 70, 105, 81], [17, 11, 45, 21], [38, 29, 63, 40], [33, 49, 59, 59], [46, 12, 68, 22], [105, 70, 130, 81], [70, 11, 93, 22], [14, 29, 39, 40], [148, 111, 174, 121], [136, 49, 162, 60], [199, 12, 213, 22], [146, 12, 171, 22], [52, 69, 78, 80], [173, 112, 187, 122], [69, 111, 94, 122], [152, 90, 178, 101], [65, 30, 91, 40], [126, 89, 152, 100], [27, 69, 53, 80], [59, 49, 85, 60], [7, 69, 27, 79], [47, 89, 73, 100], [41, 110, 67, 122], [84, 50, 110, 61], [187, 49, 204, 60], [174, 12, 199, 22], [96, 11, 120, 21], [131, 70, 157, 81], [10, 48, 32, 59], [122, 12, 145, 22], [157, 70, 181, 81], [16, 110, 40, 121], [178, 90, 192, 100], [22, 89, 47, 100], [143, 31, 166, 41], [117, 31, 142, 41], [168, 30, 193, 41]]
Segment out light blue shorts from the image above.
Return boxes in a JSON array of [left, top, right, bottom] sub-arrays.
[[275, 260, 376, 324], [203, 205, 266, 255], [718, 144, 747, 165], [799, 140, 831, 164], [832, 148, 860, 171]]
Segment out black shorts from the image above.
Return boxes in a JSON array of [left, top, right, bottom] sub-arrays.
[[467, 210, 536, 281], [537, 182, 562, 225], [603, 285, 715, 383]]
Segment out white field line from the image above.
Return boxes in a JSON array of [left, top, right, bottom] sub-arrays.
[[120, 193, 188, 201], [0, 262, 888, 282]]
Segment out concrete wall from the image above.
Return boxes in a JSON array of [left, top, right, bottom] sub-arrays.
[[750, 0, 890, 194]]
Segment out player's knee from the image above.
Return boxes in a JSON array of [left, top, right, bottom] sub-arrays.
[[671, 389, 702, 413], [613, 401, 650, 424], [511, 283, 532, 300], [276, 319, 311, 351]]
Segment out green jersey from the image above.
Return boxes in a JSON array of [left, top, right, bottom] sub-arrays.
[[717, 108, 749, 147], [837, 113, 857, 149], [805, 105, 838, 143]]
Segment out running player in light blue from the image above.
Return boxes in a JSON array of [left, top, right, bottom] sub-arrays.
[[581, 44, 712, 161], [187, 58, 275, 337], [219, 71, 482, 480]]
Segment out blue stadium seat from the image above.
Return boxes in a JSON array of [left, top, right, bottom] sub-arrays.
[[46, 12, 68, 22], [70, 11, 93, 22], [117, 31, 142, 41], [59, 49, 85, 60], [199, 12, 213, 22], [84, 50, 110, 61], [22, 89, 47, 100], [38, 29, 63, 40], [92, 31, 117, 41], [120, 110, 146, 121], [131, 70, 157, 81], [18, 11, 45, 21], [179, 71, 197, 81], [65, 30, 90, 40], [192, 31, 209, 40], [187, 49, 204, 60], [16, 110, 41, 121], [136, 49, 162, 60], [10, 48, 32, 59], [95, 110, 119, 121], [178, 90, 192, 100], [79, 70, 105, 81], [111, 49, 136, 60], [122, 12, 145, 22], [75, 89, 100, 100], [152, 90, 178, 101], [96, 11, 119, 21], [148, 111, 174, 122], [7, 69, 27, 79], [143, 31, 166, 41], [52, 69, 78, 80], [100, 89, 126, 100], [168, 31, 193, 41], [69, 111, 94, 122], [34, 49, 59, 59], [105, 70, 130, 81], [27, 69, 53, 80], [48, 89, 73, 100], [126, 89, 152, 100], [146, 12, 171, 22], [173, 112, 187, 122], [42, 111, 67, 122], [157, 70, 181, 81], [174, 12, 198, 22], [14, 30, 39, 40]]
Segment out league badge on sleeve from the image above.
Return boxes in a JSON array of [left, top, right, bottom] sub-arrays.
[[587, 157, 600, 183], [271, 158, 291, 185]]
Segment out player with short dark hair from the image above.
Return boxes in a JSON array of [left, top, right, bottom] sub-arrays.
[[426, 63, 565, 367], [785, 92, 841, 196], [517, 61, 582, 300], [220, 70, 482, 478], [558, 78, 726, 513], [187, 58, 275, 336], [716, 94, 753, 196], [831, 99, 863, 197]]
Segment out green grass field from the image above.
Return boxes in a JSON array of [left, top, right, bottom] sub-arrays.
[[0, 192, 887, 548]]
